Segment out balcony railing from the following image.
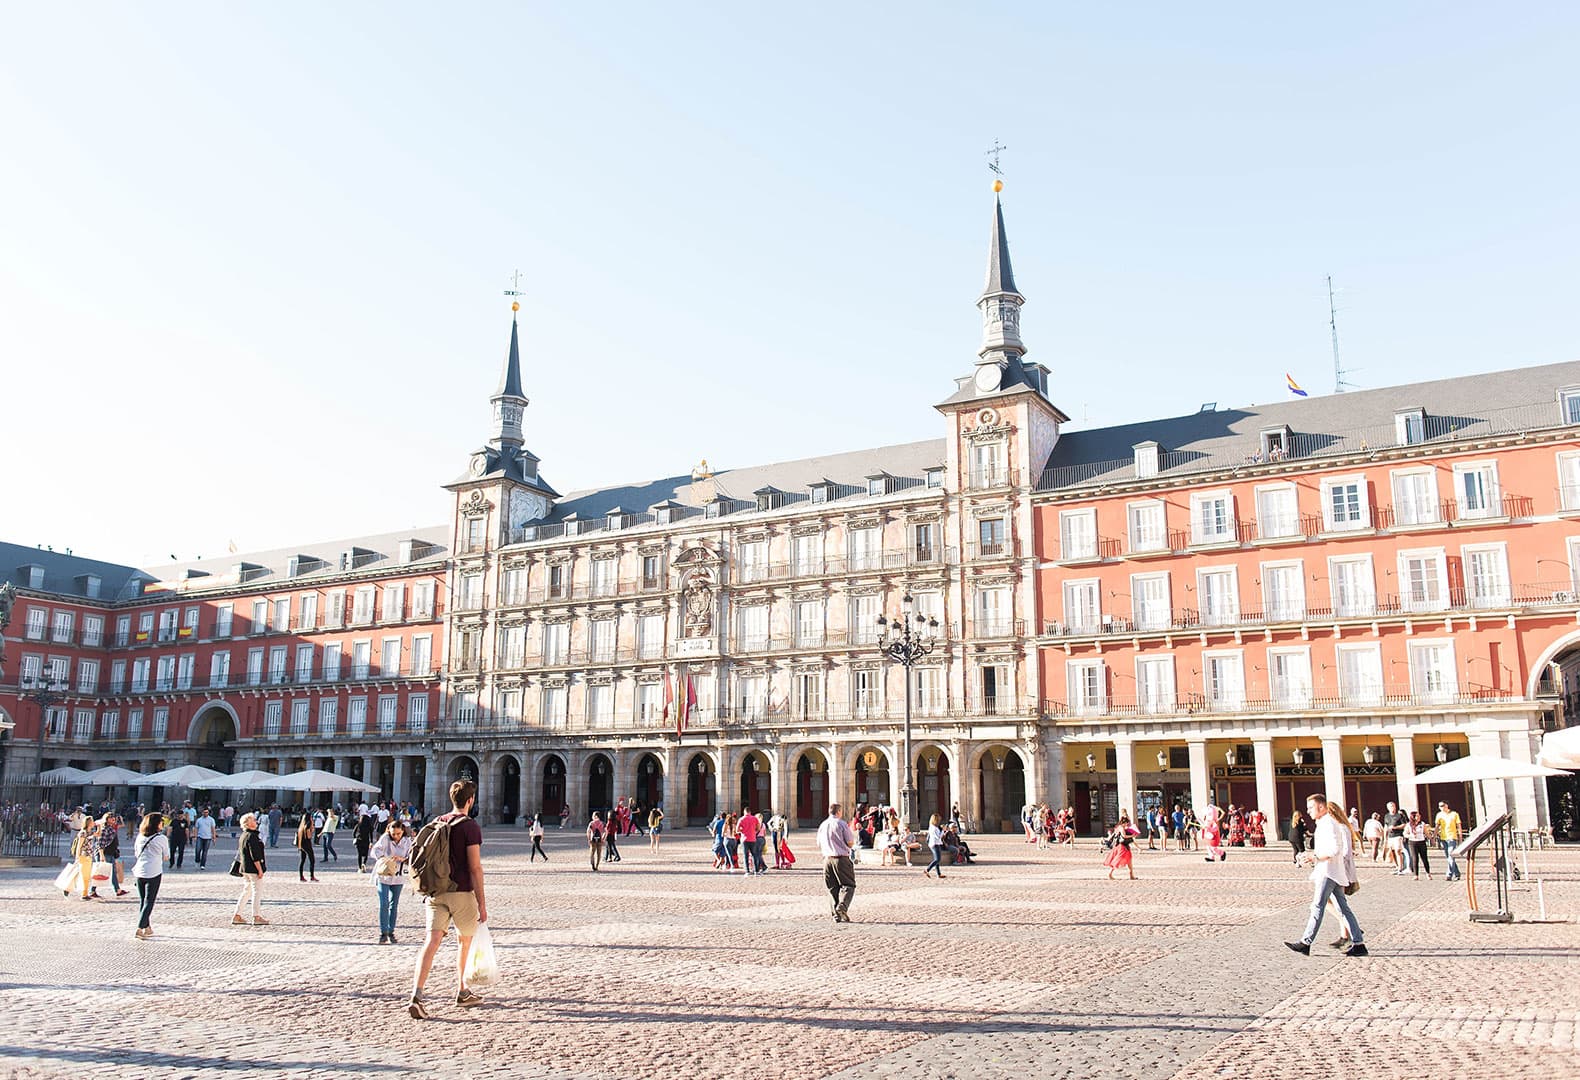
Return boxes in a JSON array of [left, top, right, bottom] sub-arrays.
[[1043, 685, 1521, 720], [1041, 580, 1580, 639], [431, 702, 1027, 737], [1057, 536, 1122, 563]]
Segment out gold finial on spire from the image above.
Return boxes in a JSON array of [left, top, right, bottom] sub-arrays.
[[503, 269, 525, 314], [987, 139, 1007, 192]]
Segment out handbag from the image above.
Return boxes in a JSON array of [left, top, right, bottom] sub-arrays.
[[370, 856, 399, 878], [1344, 880, 1360, 896], [228, 856, 244, 877]]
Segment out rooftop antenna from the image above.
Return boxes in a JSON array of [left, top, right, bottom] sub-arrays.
[[1329, 275, 1357, 393]]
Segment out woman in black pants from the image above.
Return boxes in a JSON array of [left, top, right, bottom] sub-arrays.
[[131, 813, 170, 939], [354, 812, 376, 872], [296, 814, 318, 882], [1405, 810, 1433, 879], [1288, 811, 1309, 864]]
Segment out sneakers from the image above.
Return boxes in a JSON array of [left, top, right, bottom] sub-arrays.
[[388, 932, 398, 945], [1344, 943, 1370, 957], [408, 996, 430, 1020], [456, 988, 485, 1008], [1284, 941, 1311, 955], [1328, 938, 1349, 949], [834, 909, 851, 923]]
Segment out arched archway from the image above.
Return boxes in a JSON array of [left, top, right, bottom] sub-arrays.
[[685, 752, 717, 825], [587, 753, 614, 817], [497, 755, 521, 824], [448, 756, 479, 783], [539, 754, 566, 819], [1532, 631, 1580, 838], [738, 750, 773, 814], [851, 746, 891, 811], [976, 745, 1027, 833], [635, 753, 664, 812], [794, 748, 829, 826], [187, 704, 238, 774], [914, 745, 951, 825]]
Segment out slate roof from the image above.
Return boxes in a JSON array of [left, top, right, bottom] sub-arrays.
[[1040, 358, 1580, 490], [496, 316, 525, 399], [145, 525, 452, 594], [982, 195, 1020, 299], [2, 542, 152, 602]]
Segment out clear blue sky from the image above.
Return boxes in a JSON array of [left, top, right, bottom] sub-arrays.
[[3, 4, 1578, 566]]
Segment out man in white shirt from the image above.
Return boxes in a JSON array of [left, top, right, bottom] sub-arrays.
[[1286, 793, 1367, 956], [816, 804, 858, 923], [192, 807, 217, 868]]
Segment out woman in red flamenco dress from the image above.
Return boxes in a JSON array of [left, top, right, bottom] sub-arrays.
[[1102, 816, 1138, 880]]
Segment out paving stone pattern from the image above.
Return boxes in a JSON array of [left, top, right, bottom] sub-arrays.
[[1, 830, 1576, 1079]]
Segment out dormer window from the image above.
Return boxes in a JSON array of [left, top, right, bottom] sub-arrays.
[[564, 518, 582, 536], [23, 565, 44, 589], [810, 481, 834, 504], [755, 487, 785, 512], [1559, 386, 1580, 425], [1395, 409, 1425, 446], [1133, 441, 1160, 479], [656, 506, 674, 525], [1258, 427, 1291, 462], [925, 467, 944, 489], [705, 499, 724, 520], [866, 473, 891, 497], [607, 509, 629, 531]]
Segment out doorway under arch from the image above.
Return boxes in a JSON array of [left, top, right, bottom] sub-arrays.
[[587, 754, 614, 817], [497, 756, 521, 824], [794, 749, 829, 826], [977, 745, 1027, 832], [852, 746, 891, 811], [685, 753, 717, 825], [914, 747, 951, 825], [187, 705, 237, 775], [540, 755, 566, 819], [635, 753, 664, 812], [739, 750, 772, 814]]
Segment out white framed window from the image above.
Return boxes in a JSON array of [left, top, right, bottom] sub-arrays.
[[911, 591, 943, 630], [297, 593, 317, 629], [262, 702, 282, 737], [291, 699, 310, 736], [406, 693, 428, 733], [24, 607, 45, 641], [82, 616, 103, 647], [738, 540, 768, 582], [1561, 387, 1580, 425], [795, 600, 824, 647], [325, 590, 346, 628], [911, 523, 937, 562], [410, 635, 432, 675], [1570, 535, 1580, 591], [913, 667, 943, 715], [1127, 500, 1167, 553], [127, 709, 144, 740], [590, 619, 616, 663], [1190, 490, 1235, 545], [1059, 509, 1097, 561], [591, 558, 617, 597], [156, 655, 175, 691], [76, 659, 98, 694], [412, 580, 435, 620], [109, 659, 126, 693], [586, 684, 614, 728], [1261, 561, 1305, 622], [152, 707, 169, 740], [1067, 660, 1107, 716], [53, 610, 74, 643], [501, 567, 527, 605], [792, 534, 823, 576], [380, 637, 402, 676], [250, 599, 268, 634], [353, 586, 377, 624], [267, 646, 287, 684], [377, 694, 398, 733], [849, 595, 880, 645], [1268, 647, 1312, 706], [295, 644, 315, 682], [214, 604, 233, 638], [245, 650, 263, 686], [1062, 579, 1101, 634], [184, 606, 200, 638], [543, 623, 569, 665], [541, 685, 567, 729], [1135, 656, 1175, 714], [736, 676, 765, 720], [1395, 409, 1425, 445], [381, 583, 405, 622], [1557, 451, 1580, 512], [323, 643, 342, 681], [852, 668, 881, 717], [969, 440, 1008, 487], [1336, 644, 1384, 706], [792, 671, 823, 717], [176, 654, 194, 690], [1453, 461, 1500, 520], [351, 640, 372, 679], [1202, 651, 1245, 709], [1131, 572, 1171, 631], [848, 527, 881, 571], [1196, 567, 1239, 627], [1322, 475, 1369, 532], [1390, 469, 1439, 526], [209, 651, 230, 688], [271, 598, 288, 633], [1328, 555, 1375, 618], [1409, 640, 1457, 704], [1255, 484, 1300, 540], [318, 698, 338, 736], [636, 682, 663, 725], [980, 662, 1008, 713], [1397, 548, 1448, 612], [19, 654, 42, 686], [100, 710, 119, 738], [72, 708, 94, 744], [639, 612, 667, 658], [138, 611, 154, 641], [975, 587, 1010, 637], [347, 697, 368, 735], [499, 625, 526, 668], [1462, 544, 1510, 608], [114, 614, 131, 646]]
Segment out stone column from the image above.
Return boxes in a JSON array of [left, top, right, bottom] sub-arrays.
[[392, 756, 409, 806], [771, 745, 792, 821], [1468, 731, 1507, 822], [361, 756, 376, 796], [424, 755, 446, 816], [1187, 739, 1209, 812], [1114, 739, 1137, 822], [950, 739, 971, 825], [1504, 728, 1542, 830], [661, 746, 682, 823], [1320, 736, 1345, 806], [332, 756, 347, 779], [824, 742, 843, 818], [1252, 738, 1278, 839], [1391, 734, 1418, 815]]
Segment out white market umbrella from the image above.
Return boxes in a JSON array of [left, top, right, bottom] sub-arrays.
[[38, 766, 92, 786], [141, 764, 229, 788], [1537, 727, 1580, 771], [80, 766, 151, 785], [273, 769, 380, 794], [1411, 755, 1569, 785], [214, 769, 288, 789]]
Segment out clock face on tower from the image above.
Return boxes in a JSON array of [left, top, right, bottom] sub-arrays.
[[469, 453, 489, 477], [974, 364, 1003, 393], [509, 489, 548, 528]]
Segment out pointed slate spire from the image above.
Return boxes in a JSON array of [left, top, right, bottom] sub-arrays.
[[496, 315, 525, 398], [981, 194, 1021, 299]]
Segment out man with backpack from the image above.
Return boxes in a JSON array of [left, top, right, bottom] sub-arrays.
[[407, 779, 487, 1019]]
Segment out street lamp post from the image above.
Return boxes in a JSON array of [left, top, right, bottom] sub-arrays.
[[877, 594, 939, 829]]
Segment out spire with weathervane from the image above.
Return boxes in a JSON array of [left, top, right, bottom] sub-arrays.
[[977, 145, 1026, 383], [490, 289, 529, 449]]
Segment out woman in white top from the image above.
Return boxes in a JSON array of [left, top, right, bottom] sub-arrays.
[[923, 814, 947, 879], [529, 814, 548, 862], [131, 812, 171, 940], [370, 819, 414, 945]]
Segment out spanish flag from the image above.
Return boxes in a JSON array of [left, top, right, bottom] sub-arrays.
[[1286, 373, 1308, 398]]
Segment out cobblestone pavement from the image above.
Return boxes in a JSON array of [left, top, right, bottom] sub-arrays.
[[2, 830, 1577, 1079]]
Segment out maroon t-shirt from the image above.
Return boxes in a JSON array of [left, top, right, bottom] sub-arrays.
[[443, 812, 483, 892]]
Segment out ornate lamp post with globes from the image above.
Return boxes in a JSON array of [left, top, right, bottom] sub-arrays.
[[877, 594, 939, 829]]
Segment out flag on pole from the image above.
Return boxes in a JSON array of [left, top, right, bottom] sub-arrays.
[[1286, 373, 1308, 398], [677, 673, 696, 739], [663, 674, 675, 730]]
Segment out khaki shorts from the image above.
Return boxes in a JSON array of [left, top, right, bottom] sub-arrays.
[[425, 890, 479, 937]]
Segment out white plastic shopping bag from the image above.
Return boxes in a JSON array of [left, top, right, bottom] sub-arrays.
[[54, 863, 81, 893], [463, 923, 500, 988], [90, 861, 114, 885]]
